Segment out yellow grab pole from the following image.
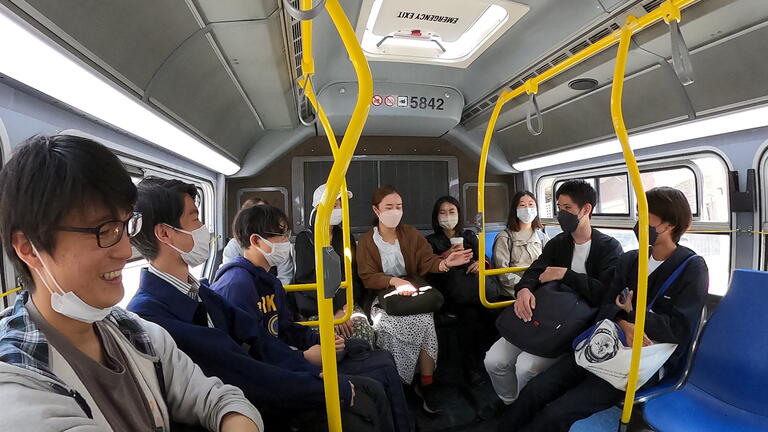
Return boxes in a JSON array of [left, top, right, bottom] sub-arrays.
[[0, 286, 21, 299], [298, 0, 373, 430], [284, 74, 355, 328], [476, 0, 701, 308], [611, 17, 650, 426]]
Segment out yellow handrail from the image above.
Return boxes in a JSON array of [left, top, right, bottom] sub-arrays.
[[295, 0, 373, 430], [611, 16, 649, 426], [477, 0, 702, 308], [0, 286, 21, 299], [281, 69, 356, 328]]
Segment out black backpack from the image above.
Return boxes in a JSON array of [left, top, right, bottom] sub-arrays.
[[496, 281, 597, 358]]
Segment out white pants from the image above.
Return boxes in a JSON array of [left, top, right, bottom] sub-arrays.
[[484, 337, 561, 404]]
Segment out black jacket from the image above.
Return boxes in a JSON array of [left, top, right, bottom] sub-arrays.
[[292, 225, 362, 317], [516, 228, 623, 306], [598, 246, 708, 375]]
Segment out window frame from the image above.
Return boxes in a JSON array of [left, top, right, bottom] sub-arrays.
[[535, 151, 733, 296], [291, 155, 460, 233]]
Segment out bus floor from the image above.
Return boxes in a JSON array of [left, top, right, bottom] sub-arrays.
[[409, 319, 654, 432]]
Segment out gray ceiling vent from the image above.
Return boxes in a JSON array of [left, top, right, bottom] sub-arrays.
[[460, 0, 659, 125], [281, 0, 313, 122]]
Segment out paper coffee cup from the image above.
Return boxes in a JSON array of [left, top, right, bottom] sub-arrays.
[[450, 237, 464, 246]]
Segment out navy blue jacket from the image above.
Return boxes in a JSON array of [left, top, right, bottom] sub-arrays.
[[127, 269, 352, 415], [211, 257, 320, 350]]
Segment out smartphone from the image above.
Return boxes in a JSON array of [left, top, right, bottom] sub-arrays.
[[619, 287, 630, 303]]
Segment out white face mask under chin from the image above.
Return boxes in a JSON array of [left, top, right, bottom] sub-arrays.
[[30, 243, 112, 323], [165, 224, 211, 268], [257, 235, 292, 268], [438, 215, 459, 230]]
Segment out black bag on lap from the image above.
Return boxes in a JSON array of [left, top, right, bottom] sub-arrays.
[[439, 268, 502, 306], [376, 276, 444, 316], [495, 281, 597, 358]]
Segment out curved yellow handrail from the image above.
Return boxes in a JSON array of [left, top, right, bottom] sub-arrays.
[[294, 0, 373, 430], [0, 286, 21, 299], [476, 0, 702, 308], [611, 17, 650, 426]]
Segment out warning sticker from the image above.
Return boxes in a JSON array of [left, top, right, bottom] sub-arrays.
[[372, 95, 383, 106], [397, 96, 408, 107], [384, 95, 396, 107]]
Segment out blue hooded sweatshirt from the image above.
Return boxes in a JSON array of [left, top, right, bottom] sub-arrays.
[[211, 256, 320, 350], [127, 269, 351, 422]]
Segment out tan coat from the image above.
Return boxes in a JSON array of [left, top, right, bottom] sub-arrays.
[[357, 224, 443, 290]]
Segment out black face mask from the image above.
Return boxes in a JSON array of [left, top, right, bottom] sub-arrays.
[[633, 222, 659, 247], [557, 210, 581, 233]]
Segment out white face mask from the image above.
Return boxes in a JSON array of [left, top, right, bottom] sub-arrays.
[[517, 207, 538, 224], [330, 208, 343, 226], [438, 215, 459, 230], [30, 243, 112, 323], [257, 235, 292, 268], [164, 224, 211, 268], [377, 209, 403, 228]]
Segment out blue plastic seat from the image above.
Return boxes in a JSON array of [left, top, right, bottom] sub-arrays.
[[643, 269, 768, 432], [484, 230, 502, 259]]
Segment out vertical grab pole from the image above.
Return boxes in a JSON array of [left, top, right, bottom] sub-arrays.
[[477, 90, 518, 308], [611, 17, 650, 428], [310, 1, 373, 430]]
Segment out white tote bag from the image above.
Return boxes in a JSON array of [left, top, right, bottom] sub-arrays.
[[574, 319, 677, 391]]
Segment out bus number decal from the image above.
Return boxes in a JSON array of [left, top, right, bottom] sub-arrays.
[[408, 96, 445, 111]]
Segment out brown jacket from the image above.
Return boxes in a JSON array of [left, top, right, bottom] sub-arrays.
[[357, 224, 444, 290]]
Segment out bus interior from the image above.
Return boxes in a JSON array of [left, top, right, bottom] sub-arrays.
[[0, 0, 767, 431]]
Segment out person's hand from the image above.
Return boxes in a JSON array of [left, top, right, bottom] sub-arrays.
[[539, 266, 567, 283], [349, 381, 356, 407], [449, 243, 464, 253], [615, 289, 634, 313], [303, 344, 323, 366], [334, 307, 354, 339], [220, 412, 260, 432], [390, 277, 417, 296], [445, 249, 473, 268], [335, 334, 346, 353], [467, 261, 480, 274], [617, 320, 652, 347], [514, 288, 536, 322]]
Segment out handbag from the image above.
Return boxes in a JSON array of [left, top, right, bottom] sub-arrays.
[[438, 259, 501, 306], [572, 254, 699, 390], [377, 276, 444, 316], [496, 281, 598, 358]]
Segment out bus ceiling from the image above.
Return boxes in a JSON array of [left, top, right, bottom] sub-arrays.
[[1, 0, 766, 176]]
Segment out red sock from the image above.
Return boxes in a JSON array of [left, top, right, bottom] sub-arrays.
[[420, 374, 433, 387]]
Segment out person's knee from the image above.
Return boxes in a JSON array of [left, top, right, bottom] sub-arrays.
[[517, 353, 554, 376], [484, 350, 508, 373]]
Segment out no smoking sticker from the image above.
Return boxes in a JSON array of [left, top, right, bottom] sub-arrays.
[[384, 95, 396, 107]]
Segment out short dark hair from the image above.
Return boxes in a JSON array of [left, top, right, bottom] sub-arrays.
[[131, 176, 197, 260], [431, 196, 464, 234], [507, 191, 544, 232], [647, 187, 692, 243], [233, 205, 289, 248], [0, 135, 136, 289], [555, 179, 597, 216]]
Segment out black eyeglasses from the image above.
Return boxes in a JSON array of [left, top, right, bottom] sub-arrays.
[[56, 212, 143, 248]]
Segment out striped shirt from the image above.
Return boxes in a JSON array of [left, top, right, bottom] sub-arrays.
[[147, 265, 213, 328]]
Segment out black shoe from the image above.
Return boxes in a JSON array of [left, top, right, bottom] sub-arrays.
[[414, 384, 442, 414]]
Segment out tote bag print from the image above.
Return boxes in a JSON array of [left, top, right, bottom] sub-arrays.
[[574, 319, 677, 391]]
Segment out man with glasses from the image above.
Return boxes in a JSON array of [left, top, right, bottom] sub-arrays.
[[0, 135, 262, 432], [127, 177, 394, 432]]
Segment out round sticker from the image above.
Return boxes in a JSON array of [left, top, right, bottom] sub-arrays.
[[384, 95, 396, 107], [372, 95, 382, 106]]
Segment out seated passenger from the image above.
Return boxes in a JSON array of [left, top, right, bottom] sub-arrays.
[[291, 184, 374, 346], [492, 191, 550, 296], [484, 180, 622, 405], [223, 197, 294, 285], [0, 135, 262, 432], [500, 187, 708, 432], [356, 185, 473, 413], [212, 199, 412, 432], [425, 196, 497, 381], [127, 177, 394, 431]]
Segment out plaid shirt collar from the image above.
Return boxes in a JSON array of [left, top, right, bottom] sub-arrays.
[[0, 291, 155, 382]]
